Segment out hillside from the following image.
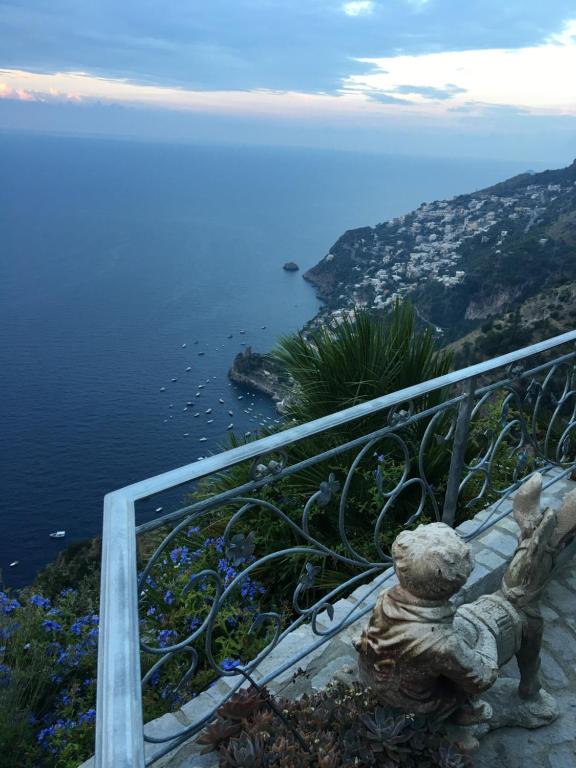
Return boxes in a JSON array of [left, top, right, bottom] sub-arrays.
[[304, 159, 576, 343], [448, 281, 576, 367]]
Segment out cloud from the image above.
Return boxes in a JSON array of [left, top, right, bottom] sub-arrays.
[[394, 83, 467, 100], [2, 0, 576, 96], [342, 1, 375, 17], [345, 18, 576, 114]]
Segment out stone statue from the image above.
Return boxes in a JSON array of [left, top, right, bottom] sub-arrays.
[[354, 473, 576, 743]]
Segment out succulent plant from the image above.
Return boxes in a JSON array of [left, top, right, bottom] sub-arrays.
[[195, 681, 476, 768], [216, 686, 269, 722], [437, 741, 473, 768], [221, 732, 264, 768], [196, 719, 242, 754]]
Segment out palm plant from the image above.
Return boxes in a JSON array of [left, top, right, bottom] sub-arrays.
[[273, 301, 452, 427]]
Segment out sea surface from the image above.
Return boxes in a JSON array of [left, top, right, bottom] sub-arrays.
[[0, 133, 538, 586]]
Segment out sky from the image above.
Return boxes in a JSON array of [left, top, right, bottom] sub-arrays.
[[0, 0, 575, 161]]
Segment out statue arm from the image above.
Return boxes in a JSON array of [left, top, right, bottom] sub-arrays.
[[439, 631, 499, 696]]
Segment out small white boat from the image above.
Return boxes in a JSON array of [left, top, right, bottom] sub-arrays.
[[195, 392, 201, 397], [186, 366, 192, 372], [228, 410, 234, 416], [205, 408, 212, 414], [187, 401, 193, 406], [219, 398, 224, 404], [181, 343, 187, 348], [50, 530, 66, 539], [238, 396, 243, 400], [198, 384, 205, 389], [168, 404, 174, 409], [194, 412, 200, 417], [183, 432, 189, 436], [227, 423, 234, 430], [199, 437, 207, 442], [160, 386, 166, 392], [155, 507, 163, 513], [261, 325, 267, 329], [240, 330, 246, 334], [198, 351, 205, 356], [207, 418, 214, 424], [171, 378, 178, 382], [9, 560, 19, 567], [245, 431, 251, 437]]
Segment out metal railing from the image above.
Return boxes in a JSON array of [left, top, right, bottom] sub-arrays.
[[95, 330, 576, 767]]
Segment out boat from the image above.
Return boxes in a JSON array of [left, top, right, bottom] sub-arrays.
[[195, 392, 201, 397], [187, 401, 193, 406], [186, 366, 192, 372], [171, 378, 178, 382], [227, 423, 234, 430], [160, 386, 166, 392], [181, 343, 187, 348], [199, 437, 207, 442], [198, 384, 205, 389], [239, 330, 246, 335], [198, 351, 205, 356], [194, 412, 200, 417], [219, 398, 225, 404], [261, 325, 267, 329], [155, 507, 163, 513], [228, 410, 234, 416], [207, 419, 214, 424], [238, 395, 243, 400], [9, 561, 19, 567], [183, 432, 189, 436], [49, 530, 66, 538], [205, 408, 212, 414]]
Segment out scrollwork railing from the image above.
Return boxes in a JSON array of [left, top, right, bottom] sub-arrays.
[[96, 330, 576, 768]]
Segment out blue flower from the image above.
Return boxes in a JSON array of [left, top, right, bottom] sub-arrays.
[[42, 619, 62, 632], [221, 658, 241, 671], [156, 629, 178, 648], [30, 594, 51, 610], [170, 546, 191, 566], [163, 590, 175, 605], [146, 606, 157, 617], [0, 592, 21, 615], [79, 708, 96, 724]]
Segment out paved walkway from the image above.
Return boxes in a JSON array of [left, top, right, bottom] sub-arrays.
[[474, 556, 576, 768]]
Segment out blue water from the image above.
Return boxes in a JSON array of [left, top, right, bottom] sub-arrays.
[[0, 133, 536, 586]]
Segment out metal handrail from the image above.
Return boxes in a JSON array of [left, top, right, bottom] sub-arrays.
[[95, 328, 576, 768]]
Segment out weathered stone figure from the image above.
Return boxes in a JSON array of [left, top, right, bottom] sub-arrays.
[[355, 473, 576, 738]]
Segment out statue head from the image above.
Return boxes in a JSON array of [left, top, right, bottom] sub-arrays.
[[392, 522, 473, 601]]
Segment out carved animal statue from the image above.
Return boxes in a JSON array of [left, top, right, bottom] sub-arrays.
[[354, 473, 576, 731]]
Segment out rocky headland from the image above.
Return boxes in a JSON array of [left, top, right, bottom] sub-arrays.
[[228, 346, 291, 407]]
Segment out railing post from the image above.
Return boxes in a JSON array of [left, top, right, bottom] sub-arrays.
[[442, 377, 476, 526], [96, 492, 145, 768]]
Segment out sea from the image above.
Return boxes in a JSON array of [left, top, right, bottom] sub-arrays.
[[0, 132, 539, 587]]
